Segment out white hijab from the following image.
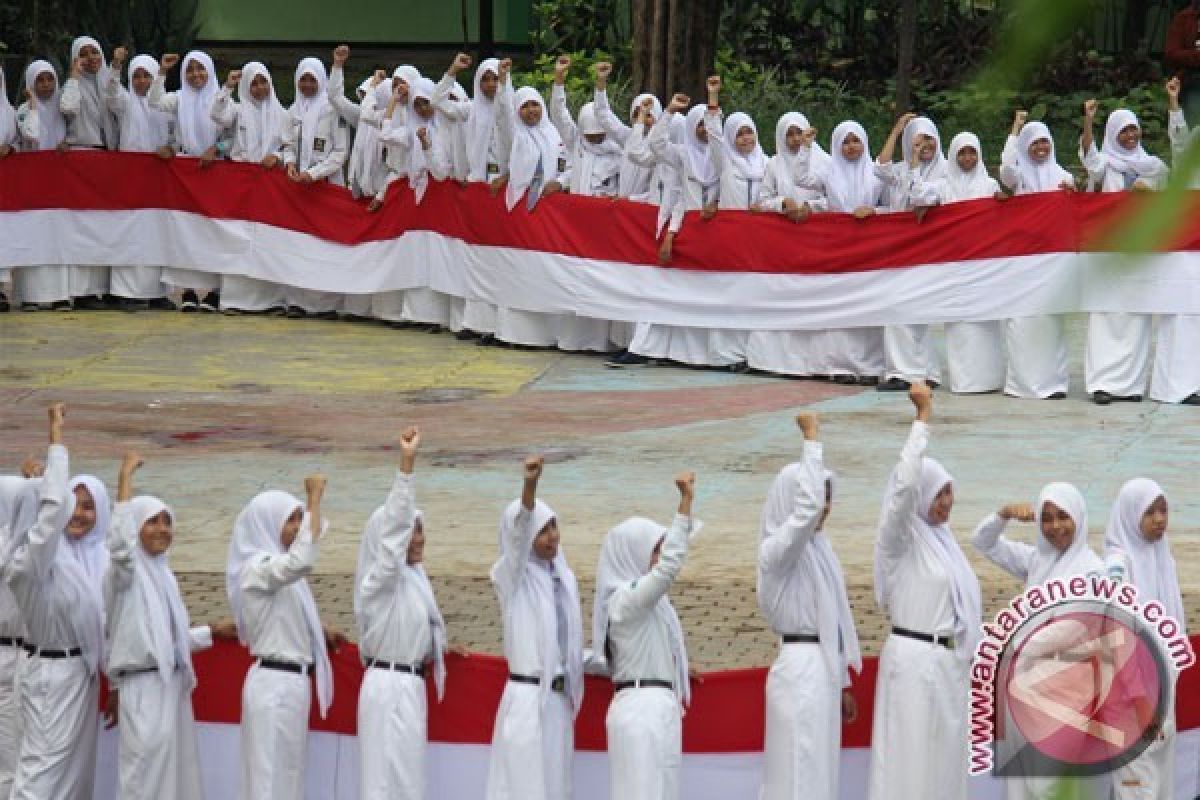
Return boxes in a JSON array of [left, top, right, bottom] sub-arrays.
[[875, 457, 982, 660], [120, 55, 170, 153], [1099, 109, 1164, 182], [683, 104, 718, 188], [759, 466, 862, 685], [900, 115, 947, 182], [1104, 478, 1185, 632], [226, 490, 332, 717], [1027, 482, 1103, 586], [466, 58, 502, 179], [718, 111, 767, 183], [1014, 121, 1068, 193], [237, 61, 286, 162], [825, 120, 880, 212], [593, 516, 691, 705], [617, 93, 662, 198], [353, 506, 447, 699], [63, 475, 111, 674], [23, 60, 65, 150], [569, 101, 621, 195], [177, 51, 219, 156], [942, 132, 997, 201], [769, 111, 831, 191], [408, 77, 442, 203], [111, 496, 197, 687], [0, 67, 16, 146], [69, 36, 117, 148], [496, 498, 584, 713], [505, 86, 564, 211], [293, 57, 332, 169]]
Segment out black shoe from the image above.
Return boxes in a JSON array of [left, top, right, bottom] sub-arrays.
[[727, 361, 750, 374], [605, 351, 652, 368], [20, 302, 41, 312], [831, 374, 858, 385], [181, 290, 199, 312], [926, 379, 940, 389], [857, 375, 880, 386], [199, 292, 220, 313], [52, 300, 73, 312], [1183, 393, 1200, 406], [313, 310, 339, 320], [455, 329, 482, 341], [119, 298, 150, 312], [267, 306, 287, 316], [1048, 391, 1067, 400], [1093, 391, 1112, 405], [876, 377, 911, 392], [0, 292, 9, 312], [285, 306, 307, 319], [73, 295, 106, 310], [148, 297, 177, 311], [476, 334, 497, 346]]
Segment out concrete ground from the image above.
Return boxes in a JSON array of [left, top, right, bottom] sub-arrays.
[[2, 311, 1197, 669]]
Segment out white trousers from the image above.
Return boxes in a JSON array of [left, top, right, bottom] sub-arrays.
[[496, 308, 560, 348], [867, 634, 969, 800], [11, 655, 98, 800], [1004, 316, 1068, 398], [371, 291, 407, 322], [221, 275, 286, 312], [746, 328, 885, 378], [110, 266, 168, 299], [117, 669, 203, 800], [286, 288, 340, 313], [358, 668, 427, 800], [0, 646, 23, 798], [11, 267, 70, 304], [239, 663, 311, 800], [339, 293, 374, 318], [883, 324, 941, 383], [760, 643, 840, 800], [606, 686, 681, 800], [1150, 315, 1200, 403], [945, 321, 1005, 393], [486, 682, 573, 800], [556, 316, 618, 353], [462, 300, 498, 334], [1084, 312, 1151, 396], [629, 324, 747, 367], [402, 289, 453, 327], [1112, 713, 1174, 800]]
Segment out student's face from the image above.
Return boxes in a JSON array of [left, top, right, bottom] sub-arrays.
[[249, 74, 269, 102], [406, 518, 426, 565], [1027, 138, 1051, 163], [956, 145, 979, 172], [926, 484, 954, 526], [479, 70, 499, 99], [841, 132, 863, 161], [184, 60, 208, 90], [519, 99, 542, 126], [414, 97, 434, 120], [784, 125, 804, 153], [815, 480, 833, 532], [298, 73, 318, 98], [734, 125, 756, 155], [914, 133, 937, 163], [694, 120, 708, 143], [531, 518, 560, 560], [584, 132, 606, 145], [79, 44, 103, 75], [1139, 496, 1168, 543], [279, 508, 303, 549], [131, 67, 153, 96], [66, 485, 97, 539], [138, 510, 174, 557], [394, 78, 410, 102], [1040, 501, 1076, 553], [1117, 124, 1141, 150], [34, 71, 56, 100], [634, 108, 655, 128], [648, 536, 665, 570]]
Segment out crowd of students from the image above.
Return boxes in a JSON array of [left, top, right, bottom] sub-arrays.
[[0, 387, 1187, 800], [1, 38, 1200, 408]]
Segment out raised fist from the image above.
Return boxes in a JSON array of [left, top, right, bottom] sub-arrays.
[[795, 412, 819, 440], [225, 69, 241, 89], [161, 53, 180, 72], [113, 46, 128, 65], [1083, 98, 1098, 118], [668, 93, 690, 113], [705, 75, 721, 94], [593, 61, 612, 79], [304, 474, 327, 499], [523, 455, 544, 482], [333, 45, 350, 66], [675, 471, 696, 496], [452, 52, 473, 73]]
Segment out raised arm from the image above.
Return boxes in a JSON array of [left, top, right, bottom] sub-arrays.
[[703, 76, 727, 175], [328, 45, 361, 128], [493, 59, 517, 168], [148, 54, 181, 113], [16, 404, 71, 580], [876, 112, 915, 167], [592, 62, 631, 145], [648, 93, 690, 171], [106, 451, 144, 594], [1167, 77, 1190, 161], [210, 70, 240, 128], [999, 110, 1027, 190], [358, 427, 421, 602], [971, 504, 1037, 582], [241, 474, 326, 593], [548, 56, 577, 148], [759, 414, 827, 573], [610, 472, 696, 618], [59, 57, 84, 119], [877, 384, 933, 560], [490, 456, 544, 601], [105, 47, 129, 118], [432, 53, 473, 122]]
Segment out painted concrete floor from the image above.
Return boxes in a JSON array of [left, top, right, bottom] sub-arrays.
[[2, 311, 1197, 668]]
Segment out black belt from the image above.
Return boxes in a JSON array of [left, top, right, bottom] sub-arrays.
[[0, 636, 23, 648], [509, 673, 565, 693], [892, 626, 954, 649], [614, 679, 673, 692], [368, 659, 424, 676], [257, 658, 313, 675], [118, 666, 162, 678], [23, 644, 83, 659], [782, 633, 820, 644]]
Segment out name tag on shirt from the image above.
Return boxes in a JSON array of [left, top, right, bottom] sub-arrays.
[[338, 117, 348, 128], [487, 162, 500, 177], [557, 157, 567, 174], [314, 137, 327, 153]]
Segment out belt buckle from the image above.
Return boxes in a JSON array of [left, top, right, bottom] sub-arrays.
[[550, 675, 565, 692], [943, 635, 956, 650]]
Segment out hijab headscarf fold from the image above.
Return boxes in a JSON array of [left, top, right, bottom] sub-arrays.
[[717, 111, 767, 184], [1027, 482, 1103, 586], [177, 51, 219, 156], [354, 506, 447, 699], [825, 120, 880, 212], [1097, 109, 1164, 187], [69, 36, 117, 148], [1104, 479, 1185, 632], [759, 465, 862, 685], [0, 68, 17, 146], [592, 516, 691, 705], [683, 104, 718, 190], [293, 57, 332, 169], [62, 475, 111, 674], [226, 490, 332, 717], [495, 499, 584, 713], [408, 77, 443, 204], [942, 132, 997, 201], [120, 55, 170, 153], [22, 61, 66, 150], [900, 115, 947, 182], [875, 457, 982, 660], [770, 111, 831, 192], [505, 87, 564, 210], [1014, 121, 1068, 193], [569, 101, 621, 195], [237, 61, 286, 162], [466, 58, 502, 180], [630, 93, 662, 124]]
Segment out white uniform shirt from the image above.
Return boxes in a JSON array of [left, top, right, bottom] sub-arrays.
[[493, 507, 563, 678], [238, 521, 321, 665]]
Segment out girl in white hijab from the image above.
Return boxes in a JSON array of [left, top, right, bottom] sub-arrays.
[[998, 114, 1076, 399], [927, 132, 1009, 394], [1104, 478, 1185, 800], [3, 404, 110, 799], [225, 476, 333, 800], [592, 472, 697, 800], [1079, 103, 1169, 406], [0, 67, 16, 155], [354, 427, 448, 800], [869, 385, 980, 800], [60, 35, 118, 149], [105, 452, 226, 800], [12, 61, 74, 311], [149, 50, 225, 311], [211, 61, 291, 314], [757, 413, 861, 800], [590, 62, 664, 202], [0, 474, 38, 797], [104, 48, 176, 309]]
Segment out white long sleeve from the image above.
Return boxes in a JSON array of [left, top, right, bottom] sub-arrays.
[[971, 513, 1034, 583]]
